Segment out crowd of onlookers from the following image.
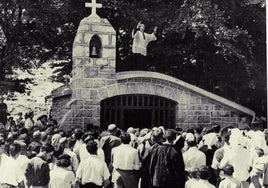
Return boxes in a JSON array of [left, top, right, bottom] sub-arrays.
[[0, 110, 267, 188]]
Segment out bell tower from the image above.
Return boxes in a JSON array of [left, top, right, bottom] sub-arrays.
[[70, 0, 117, 126]]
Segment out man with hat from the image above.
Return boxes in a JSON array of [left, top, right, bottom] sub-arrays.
[[99, 124, 122, 167]]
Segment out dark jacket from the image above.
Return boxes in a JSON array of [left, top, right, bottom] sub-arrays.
[[148, 143, 186, 188], [25, 156, 50, 187]]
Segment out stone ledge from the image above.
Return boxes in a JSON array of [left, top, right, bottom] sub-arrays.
[[116, 71, 255, 117]]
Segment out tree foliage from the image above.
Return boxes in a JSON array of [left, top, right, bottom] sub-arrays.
[[0, 0, 266, 116]]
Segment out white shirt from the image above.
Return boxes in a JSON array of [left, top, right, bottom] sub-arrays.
[[191, 179, 215, 188], [132, 30, 156, 56], [111, 144, 141, 170], [219, 176, 241, 188], [76, 155, 110, 186], [73, 140, 83, 156], [79, 143, 105, 162], [0, 154, 20, 186], [183, 147, 206, 172], [185, 178, 199, 188], [219, 145, 250, 181], [16, 154, 30, 184], [49, 166, 75, 188]]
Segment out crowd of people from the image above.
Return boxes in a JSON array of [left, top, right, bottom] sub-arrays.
[[0, 110, 267, 188]]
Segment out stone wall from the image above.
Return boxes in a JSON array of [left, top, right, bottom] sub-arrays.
[[54, 71, 253, 130], [50, 85, 72, 127]]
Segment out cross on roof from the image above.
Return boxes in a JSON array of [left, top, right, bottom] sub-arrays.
[[85, 0, 102, 16]]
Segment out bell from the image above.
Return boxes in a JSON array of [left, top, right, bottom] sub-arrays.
[[91, 45, 98, 57]]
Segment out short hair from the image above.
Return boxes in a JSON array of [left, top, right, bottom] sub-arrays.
[[74, 130, 84, 140], [152, 128, 163, 143], [195, 127, 203, 134], [120, 132, 131, 144], [9, 143, 21, 158], [40, 143, 54, 153], [56, 154, 71, 168], [86, 140, 98, 154], [198, 166, 211, 180], [186, 128, 195, 134], [68, 137, 76, 148], [165, 129, 176, 142], [222, 164, 234, 176]]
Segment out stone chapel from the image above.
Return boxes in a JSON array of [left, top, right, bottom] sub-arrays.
[[49, 0, 256, 131]]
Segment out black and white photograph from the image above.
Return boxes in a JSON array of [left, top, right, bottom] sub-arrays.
[[0, 0, 267, 187]]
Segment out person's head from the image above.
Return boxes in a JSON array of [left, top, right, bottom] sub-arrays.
[[59, 137, 68, 148], [56, 154, 71, 168], [194, 127, 202, 136], [38, 115, 48, 125], [198, 166, 211, 180], [46, 124, 54, 134], [33, 130, 41, 141], [190, 168, 199, 179], [222, 131, 231, 145], [165, 129, 176, 144], [18, 112, 23, 117], [74, 130, 84, 140], [86, 140, 98, 155], [152, 128, 164, 143], [68, 137, 76, 150], [40, 143, 54, 162], [185, 133, 197, 147], [10, 124, 17, 132], [17, 141, 27, 155], [108, 124, 117, 135], [7, 116, 13, 123], [9, 143, 21, 159], [139, 23, 145, 32], [120, 131, 131, 144], [222, 164, 234, 176]]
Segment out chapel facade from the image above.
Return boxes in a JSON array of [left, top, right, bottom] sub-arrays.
[[49, 1, 255, 131]]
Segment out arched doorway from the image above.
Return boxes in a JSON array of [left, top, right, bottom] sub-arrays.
[[100, 94, 177, 130]]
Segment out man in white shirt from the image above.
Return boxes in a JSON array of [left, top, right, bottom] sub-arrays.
[[219, 165, 241, 188], [59, 137, 79, 173], [191, 166, 215, 188], [75, 140, 110, 188], [0, 143, 23, 187], [111, 131, 141, 188], [78, 135, 105, 162], [183, 133, 206, 174], [219, 132, 250, 188], [49, 154, 75, 188], [15, 141, 30, 187]]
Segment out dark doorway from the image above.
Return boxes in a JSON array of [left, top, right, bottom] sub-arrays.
[[100, 94, 177, 130], [124, 109, 152, 129]]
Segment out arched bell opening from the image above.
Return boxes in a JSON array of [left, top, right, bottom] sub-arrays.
[[89, 34, 102, 58]]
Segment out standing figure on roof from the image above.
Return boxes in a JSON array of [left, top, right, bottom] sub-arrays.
[[131, 21, 157, 70]]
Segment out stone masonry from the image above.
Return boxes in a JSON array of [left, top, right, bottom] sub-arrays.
[[49, 11, 255, 131]]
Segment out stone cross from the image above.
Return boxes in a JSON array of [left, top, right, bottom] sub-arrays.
[[85, 0, 102, 16]]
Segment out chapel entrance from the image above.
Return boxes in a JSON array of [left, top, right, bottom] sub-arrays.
[[100, 94, 177, 130]]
